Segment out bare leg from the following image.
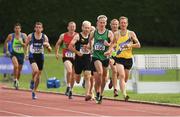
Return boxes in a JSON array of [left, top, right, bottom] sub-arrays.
[[101, 67, 108, 95], [116, 64, 126, 97]]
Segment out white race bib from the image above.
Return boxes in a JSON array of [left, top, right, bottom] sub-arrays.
[[80, 46, 90, 54], [94, 43, 105, 51], [65, 51, 75, 58], [30, 45, 44, 54]]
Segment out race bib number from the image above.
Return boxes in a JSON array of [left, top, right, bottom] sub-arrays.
[[14, 46, 21, 51], [80, 46, 90, 54], [33, 47, 43, 53], [94, 43, 105, 51], [65, 50, 75, 58]]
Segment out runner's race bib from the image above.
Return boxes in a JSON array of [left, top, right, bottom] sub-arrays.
[[33, 47, 43, 53], [30, 45, 43, 54], [94, 43, 105, 51], [65, 50, 75, 58], [14, 46, 22, 52], [80, 46, 90, 54]]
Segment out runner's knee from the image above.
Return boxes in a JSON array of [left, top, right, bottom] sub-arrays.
[[97, 71, 103, 77], [14, 64, 19, 70], [84, 72, 91, 79], [67, 70, 72, 76], [112, 68, 117, 75], [118, 73, 125, 80]]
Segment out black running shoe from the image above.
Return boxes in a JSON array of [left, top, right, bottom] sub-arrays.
[[65, 87, 70, 96], [95, 92, 100, 104], [98, 96, 103, 104], [124, 95, 129, 102], [14, 80, 19, 90], [114, 89, 118, 97], [68, 91, 72, 99], [95, 96, 99, 104]]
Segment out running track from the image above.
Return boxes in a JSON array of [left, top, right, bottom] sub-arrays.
[[0, 85, 180, 116]]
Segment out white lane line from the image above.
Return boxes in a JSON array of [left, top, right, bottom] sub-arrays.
[[60, 100, 170, 116], [0, 109, 31, 116], [0, 96, 170, 116], [1, 100, 102, 116]]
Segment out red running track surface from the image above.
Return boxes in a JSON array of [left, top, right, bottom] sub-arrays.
[[0, 86, 180, 116]]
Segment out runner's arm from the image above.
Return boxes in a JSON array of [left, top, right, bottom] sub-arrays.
[[89, 31, 95, 51], [44, 34, 52, 52], [128, 31, 141, 48], [108, 30, 114, 46], [24, 34, 32, 58], [55, 33, 64, 59], [68, 33, 82, 56], [20, 33, 27, 47], [104, 30, 114, 56], [22, 33, 28, 58], [4, 34, 12, 54]]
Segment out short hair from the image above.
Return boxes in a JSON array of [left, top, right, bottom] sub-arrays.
[[82, 20, 91, 26], [35, 22, 43, 27], [97, 15, 107, 21], [14, 23, 21, 28], [119, 16, 128, 23], [68, 21, 76, 26], [110, 19, 119, 25]]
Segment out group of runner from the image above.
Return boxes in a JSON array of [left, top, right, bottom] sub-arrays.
[[4, 15, 141, 104]]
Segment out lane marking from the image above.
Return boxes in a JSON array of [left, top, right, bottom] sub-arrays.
[[0, 109, 31, 116], [1, 100, 102, 116], [1, 99, 169, 116]]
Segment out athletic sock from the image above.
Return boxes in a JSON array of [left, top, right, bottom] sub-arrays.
[[123, 84, 127, 97]]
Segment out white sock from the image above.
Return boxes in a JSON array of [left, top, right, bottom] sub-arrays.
[[123, 83, 127, 97]]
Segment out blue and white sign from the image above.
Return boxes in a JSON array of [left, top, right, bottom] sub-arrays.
[[0, 56, 32, 74]]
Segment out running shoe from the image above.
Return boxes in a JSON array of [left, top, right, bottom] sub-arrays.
[[30, 80, 34, 90], [85, 95, 92, 101], [95, 96, 99, 104], [95, 95, 103, 104], [95, 92, 101, 104], [108, 79, 113, 89], [65, 87, 70, 96], [14, 79, 19, 90], [114, 89, 118, 97], [98, 95, 103, 104], [32, 92, 37, 99], [124, 95, 129, 102], [68, 90, 72, 99]]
